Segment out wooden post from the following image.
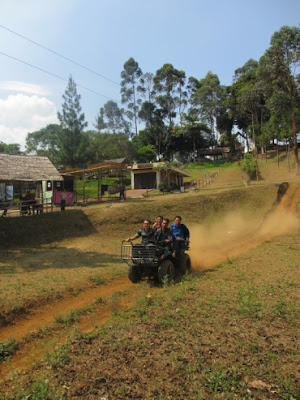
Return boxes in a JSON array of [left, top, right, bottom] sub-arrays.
[[162, 187, 164, 196], [97, 170, 101, 204], [51, 181, 54, 212], [146, 188, 148, 198], [19, 183, 23, 216], [82, 172, 86, 204], [41, 184, 44, 214]]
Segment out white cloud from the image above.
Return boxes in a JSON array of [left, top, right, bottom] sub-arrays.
[[0, 81, 51, 96], [0, 93, 58, 150]]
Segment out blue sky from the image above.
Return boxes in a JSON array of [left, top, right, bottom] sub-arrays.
[[0, 0, 299, 149]]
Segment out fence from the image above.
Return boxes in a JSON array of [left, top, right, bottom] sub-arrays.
[[143, 170, 221, 198], [0, 198, 56, 218], [187, 170, 220, 190]]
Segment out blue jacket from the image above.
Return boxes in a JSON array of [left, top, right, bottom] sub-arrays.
[[171, 223, 190, 240]]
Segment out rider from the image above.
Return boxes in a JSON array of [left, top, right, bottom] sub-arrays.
[[152, 215, 163, 231], [125, 219, 155, 244], [155, 218, 174, 251], [171, 216, 190, 256]]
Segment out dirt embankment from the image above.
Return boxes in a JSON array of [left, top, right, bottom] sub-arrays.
[[0, 209, 97, 248], [190, 182, 300, 268], [2, 184, 278, 249]]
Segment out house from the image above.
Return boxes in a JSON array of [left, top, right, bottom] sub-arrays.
[[103, 157, 129, 164], [128, 162, 191, 190], [197, 147, 231, 161], [0, 153, 63, 213]]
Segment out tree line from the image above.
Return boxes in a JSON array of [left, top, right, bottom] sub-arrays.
[[2, 25, 299, 173]]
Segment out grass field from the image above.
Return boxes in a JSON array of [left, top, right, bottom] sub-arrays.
[[0, 151, 299, 399]]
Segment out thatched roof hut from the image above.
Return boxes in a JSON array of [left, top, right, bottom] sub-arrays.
[[0, 154, 63, 182]]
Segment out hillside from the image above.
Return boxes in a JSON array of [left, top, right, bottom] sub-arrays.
[[0, 160, 299, 399], [185, 150, 300, 190]]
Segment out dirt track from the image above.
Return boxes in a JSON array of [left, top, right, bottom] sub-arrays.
[[0, 183, 299, 382], [190, 182, 300, 268]]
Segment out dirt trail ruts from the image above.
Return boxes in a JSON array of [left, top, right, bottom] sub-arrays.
[[0, 291, 136, 381], [0, 277, 132, 343]]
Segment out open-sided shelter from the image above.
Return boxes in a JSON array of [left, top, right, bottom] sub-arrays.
[[60, 160, 128, 201]]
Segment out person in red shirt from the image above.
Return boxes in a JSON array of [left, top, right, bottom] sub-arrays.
[[152, 215, 163, 231]]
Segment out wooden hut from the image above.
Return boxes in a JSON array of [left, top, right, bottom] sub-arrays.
[[0, 154, 63, 215]]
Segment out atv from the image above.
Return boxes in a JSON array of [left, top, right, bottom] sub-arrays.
[[121, 240, 191, 284]]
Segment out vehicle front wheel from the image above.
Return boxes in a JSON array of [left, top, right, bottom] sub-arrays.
[[128, 263, 141, 283], [158, 259, 175, 285]]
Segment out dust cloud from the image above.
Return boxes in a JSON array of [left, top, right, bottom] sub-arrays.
[[189, 207, 299, 270]]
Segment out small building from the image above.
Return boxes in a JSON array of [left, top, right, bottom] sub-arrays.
[[103, 157, 129, 164], [0, 153, 63, 213], [129, 162, 191, 190], [197, 147, 231, 161], [52, 173, 75, 206]]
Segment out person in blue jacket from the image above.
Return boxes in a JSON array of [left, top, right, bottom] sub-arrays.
[[171, 215, 190, 256]]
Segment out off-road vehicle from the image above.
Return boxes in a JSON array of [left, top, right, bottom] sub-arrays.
[[121, 240, 191, 284]]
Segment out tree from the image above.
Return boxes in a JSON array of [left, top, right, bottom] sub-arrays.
[[233, 67, 266, 179], [135, 145, 157, 163], [154, 63, 187, 127], [227, 60, 269, 162], [138, 104, 170, 159], [216, 88, 235, 152], [137, 72, 156, 103], [120, 57, 143, 137], [173, 114, 211, 162], [94, 107, 106, 132], [57, 76, 88, 168], [0, 142, 22, 154], [25, 124, 63, 164], [84, 132, 134, 163], [233, 58, 258, 81], [190, 71, 224, 144], [95, 101, 130, 135], [259, 25, 300, 174]]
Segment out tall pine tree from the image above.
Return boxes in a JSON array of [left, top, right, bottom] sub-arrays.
[[57, 76, 88, 168]]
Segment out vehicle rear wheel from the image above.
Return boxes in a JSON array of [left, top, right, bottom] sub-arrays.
[[128, 263, 141, 283], [158, 259, 175, 284], [179, 253, 191, 275]]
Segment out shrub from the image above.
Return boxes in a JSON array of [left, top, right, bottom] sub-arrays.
[[241, 153, 256, 179], [158, 182, 171, 192]]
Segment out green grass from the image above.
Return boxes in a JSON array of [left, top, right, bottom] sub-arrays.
[[4, 376, 63, 400], [184, 160, 238, 170], [75, 176, 131, 198]]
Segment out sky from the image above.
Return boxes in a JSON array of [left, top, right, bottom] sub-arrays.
[[0, 0, 299, 150]]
